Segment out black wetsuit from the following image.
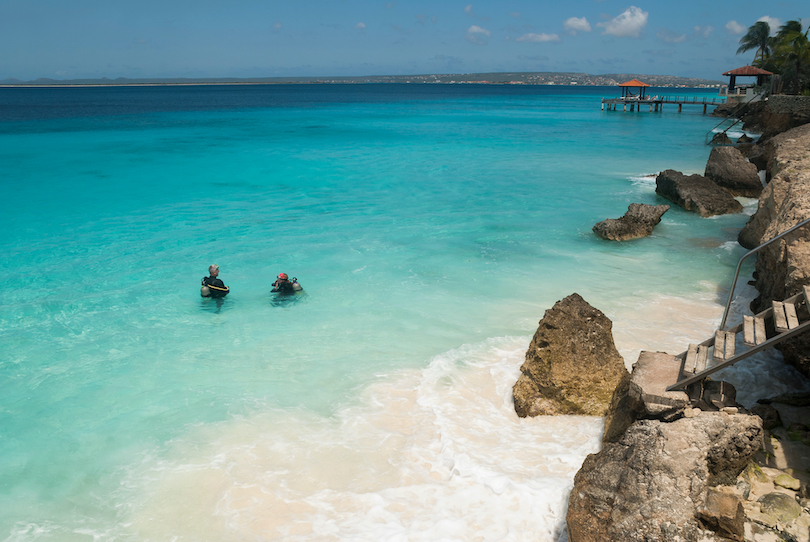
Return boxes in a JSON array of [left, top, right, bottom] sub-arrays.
[[271, 279, 295, 294], [202, 276, 229, 298]]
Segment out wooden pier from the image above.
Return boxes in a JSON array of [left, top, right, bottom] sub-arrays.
[[602, 95, 726, 114]]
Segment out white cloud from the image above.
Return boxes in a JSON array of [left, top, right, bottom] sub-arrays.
[[596, 6, 648, 38], [757, 16, 780, 31], [725, 20, 745, 34], [510, 12, 521, 18], [465, 4, 474, 15], [354, 22, 366, 30], [273, 22, 282, 30], [516, 32, 561, 43], [693, 25, 713, 38], [656, 28, 686, 43], [564, 17, 591, 35], [466, 25, 491, 45]]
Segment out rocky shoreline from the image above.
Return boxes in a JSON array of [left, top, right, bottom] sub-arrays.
[[517, 96, 810, 541]]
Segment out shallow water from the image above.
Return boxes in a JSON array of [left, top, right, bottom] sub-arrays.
[[1, 84, 807, 541]]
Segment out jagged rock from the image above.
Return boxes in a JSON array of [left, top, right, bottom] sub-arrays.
[[512, 293, 628, 417], [655, 169, 743, 217], [757, 492, 802, 523], [736, 123, 810, 380], [704, 146, 763, 198], [566, 413, 763, 542], [696, 488, 745, 541], [750, 403, 782, 429], [711, 132, 733, 145], [592, 203, 670, 241]]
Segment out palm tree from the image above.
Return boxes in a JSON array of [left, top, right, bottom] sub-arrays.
[[772, 28, 810, 94], [737, 21, 772, 64], [775, 20, 803, 41]]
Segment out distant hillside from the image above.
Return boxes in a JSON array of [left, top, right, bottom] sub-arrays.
[[0, 72, 723, 87]]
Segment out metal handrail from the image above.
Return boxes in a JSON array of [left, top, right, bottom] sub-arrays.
[[720, 216, 810, 329]]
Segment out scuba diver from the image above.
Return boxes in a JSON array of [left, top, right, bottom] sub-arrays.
[[271, 273, 295, 294], [201, 264, 229, 298]]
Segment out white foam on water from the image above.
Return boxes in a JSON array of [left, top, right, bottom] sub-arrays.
[[106, 279, 810, 542], [117, 337, 603, 542]]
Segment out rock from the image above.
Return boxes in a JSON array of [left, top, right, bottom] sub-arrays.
[[592, 203, 670, 241], [750, 404, 782, 430], [774, 474, 801, 491], [758, 492, 802, 523], [704, 146, 763, 198], [742, 462, 771, 484], [736, 123, 810, 380], [566, 413, 763, 542], [736, 479, 751, 500], [711, 132, 733, 145], [696, 488, 745, 541], [512, 293, 628, 417], [655, 169, 743, 217]]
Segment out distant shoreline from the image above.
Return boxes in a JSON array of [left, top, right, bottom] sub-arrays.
[[0, 72, 724, 89]]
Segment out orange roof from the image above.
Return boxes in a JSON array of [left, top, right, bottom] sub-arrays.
[[723, 66, 773, 76], [618, 78, 650, 87]]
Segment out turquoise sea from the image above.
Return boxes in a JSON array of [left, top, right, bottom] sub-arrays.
[[1, 84, 806, 541]]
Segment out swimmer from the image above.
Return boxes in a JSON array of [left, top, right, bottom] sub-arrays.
[[201, 264, 229, 298]]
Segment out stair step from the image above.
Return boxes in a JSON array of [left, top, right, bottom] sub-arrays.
[[744, 316, 767, 346], [773, 300, 789, 333], [804, 285, 810, 308], [713, 330, 736, 360], [785, 302, 799, 329], [685, 343, 710, 373]]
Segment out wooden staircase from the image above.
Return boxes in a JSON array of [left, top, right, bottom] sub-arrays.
[[667, 286, 810, 391]]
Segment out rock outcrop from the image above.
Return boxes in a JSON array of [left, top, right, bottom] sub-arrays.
[[512, 294, 628, 417], [736, 123, 810, 379], [566, 413, 764, 542], [592, 203, 670, 241], [655, 169, 743, 217], [704, 146, 763, 198]]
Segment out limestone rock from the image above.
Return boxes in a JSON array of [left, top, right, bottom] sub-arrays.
[[711, 132, 733, 145], [512, 293, 628, 417], [593, 203, 670, 241], [758, 492, 802, 523], [696, 488, 745, 541], [704, 146, 763, 198], [566, 413, 763, 542], [750, 403, 782, 430], [655, 169, 743, 217], [736, 123, 810, 380]]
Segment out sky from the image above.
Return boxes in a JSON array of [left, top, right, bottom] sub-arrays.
[[1, 0, 808, 82]]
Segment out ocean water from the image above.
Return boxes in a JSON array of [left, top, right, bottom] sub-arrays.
[[1, 84, 807, 541]]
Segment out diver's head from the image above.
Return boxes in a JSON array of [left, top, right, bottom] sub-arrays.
[[278, 272, 288, 280], [209, 264, 219, 277]]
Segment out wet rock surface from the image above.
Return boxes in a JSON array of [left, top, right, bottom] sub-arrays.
[[704, 146, 763, 198], [655, 169, 743, 217], [592, 203, 670, 241], [512, 293, 627, 417]]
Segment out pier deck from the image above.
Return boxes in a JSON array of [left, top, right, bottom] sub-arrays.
[[602, 95, 725, 113]]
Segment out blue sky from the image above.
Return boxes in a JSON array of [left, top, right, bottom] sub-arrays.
[[1, 0, 807, 81]]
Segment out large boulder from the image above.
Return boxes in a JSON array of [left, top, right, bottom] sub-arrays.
[[655, 170, 743, 217], [593, 203, 670, 241], [704, 146, 762, 198], [512, 293, 628, 417], [566, 413, 764, 542], [736, 124, 810, 380]]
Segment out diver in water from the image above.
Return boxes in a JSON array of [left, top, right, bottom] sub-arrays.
[[201, 264, 229, 298], [271, 273, 295, 294]]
